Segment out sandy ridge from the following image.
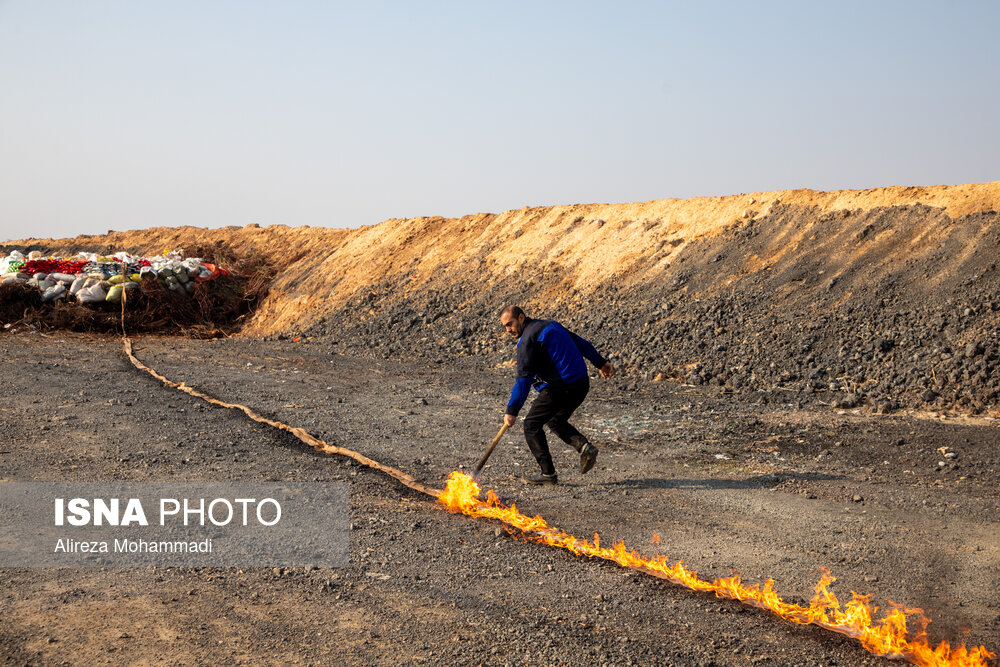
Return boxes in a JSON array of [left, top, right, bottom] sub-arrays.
[[9, 181, 1000, 336]]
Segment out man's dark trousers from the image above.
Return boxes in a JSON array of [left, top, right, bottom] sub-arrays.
[[523, 377, 590, 475]]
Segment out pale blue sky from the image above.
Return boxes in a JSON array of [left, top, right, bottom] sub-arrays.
[[1, 1, 997, 241]]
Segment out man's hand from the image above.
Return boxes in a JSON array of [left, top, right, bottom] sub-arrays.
[[504, 413, 517, 428], [599, 362, 614, 378]]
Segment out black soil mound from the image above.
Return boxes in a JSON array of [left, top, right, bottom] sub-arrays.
[[298, 204, 1000, 416], [0, 282, 43, 325]]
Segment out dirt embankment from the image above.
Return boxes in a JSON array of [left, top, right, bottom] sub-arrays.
[[10, 181, 1000, 415]]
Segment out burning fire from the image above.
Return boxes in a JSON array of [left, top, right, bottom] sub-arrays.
[[437, 472, 995, 667]]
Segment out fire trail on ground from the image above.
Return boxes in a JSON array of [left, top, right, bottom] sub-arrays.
[[437, 472, 994, 667], [121, 337, 996, 667]]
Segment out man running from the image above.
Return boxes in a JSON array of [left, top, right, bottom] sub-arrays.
[[500, 305, 614, 485]]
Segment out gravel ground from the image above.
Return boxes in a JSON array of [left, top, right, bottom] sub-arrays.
[[2, 331, 998, 665]]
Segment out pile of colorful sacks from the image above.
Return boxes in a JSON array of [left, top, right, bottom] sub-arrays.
[[1, 250, 229, 304]]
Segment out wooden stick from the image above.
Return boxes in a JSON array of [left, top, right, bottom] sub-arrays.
[[474, 423, 510, 477]]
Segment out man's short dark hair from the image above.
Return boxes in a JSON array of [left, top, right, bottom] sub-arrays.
[[499, 305, 525, 320]]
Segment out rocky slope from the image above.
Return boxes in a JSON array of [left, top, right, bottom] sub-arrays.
[[8, 181, 1000, 415]]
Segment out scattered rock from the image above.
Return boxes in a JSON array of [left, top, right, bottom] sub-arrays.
[[965, 342, 985, 358], [874, 398, 898, 414], [835, 394, 858, 409]]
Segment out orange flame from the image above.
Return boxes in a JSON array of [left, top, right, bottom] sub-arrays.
[[437, 471, 995, 667]]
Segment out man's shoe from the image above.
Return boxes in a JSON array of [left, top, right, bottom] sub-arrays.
[[580, 442, 599, 474], [522, 472, 558, 485]]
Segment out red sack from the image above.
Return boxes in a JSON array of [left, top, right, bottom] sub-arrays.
[[194, 262, 230, 282]]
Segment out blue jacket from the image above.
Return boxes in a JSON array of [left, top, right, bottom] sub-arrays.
[[505, 318, 608, 416]]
